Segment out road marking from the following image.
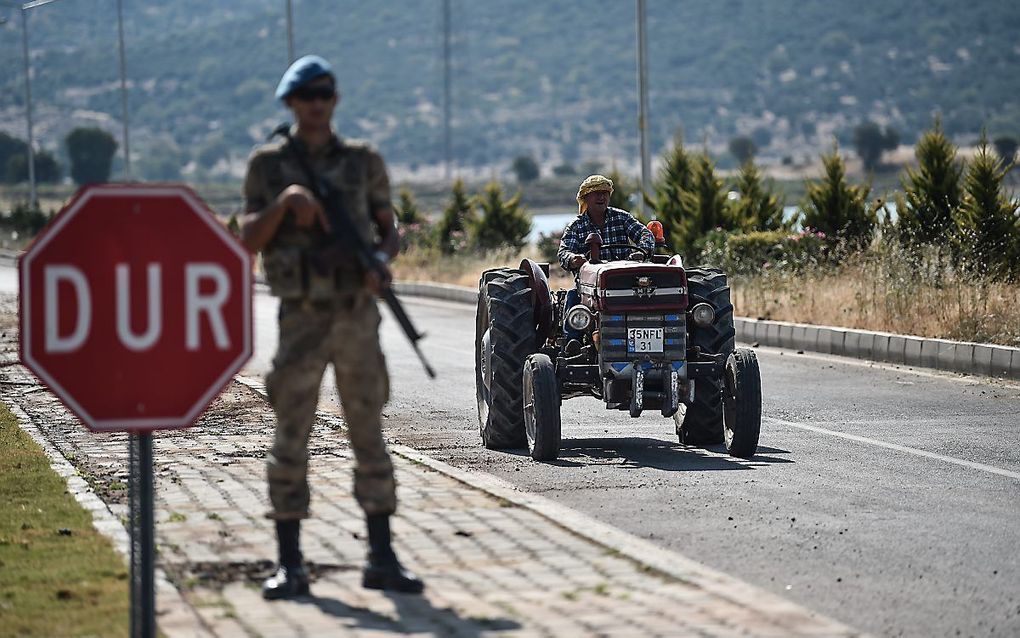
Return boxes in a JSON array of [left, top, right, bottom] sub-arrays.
[[749, 343, 1020, 389], [766, 416, 1020, 481]]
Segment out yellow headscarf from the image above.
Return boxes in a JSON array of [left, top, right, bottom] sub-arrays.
[[576, 174, 614, 214]]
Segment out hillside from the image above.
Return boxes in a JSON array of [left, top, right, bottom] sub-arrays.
[[0, 0, 1017, 181]]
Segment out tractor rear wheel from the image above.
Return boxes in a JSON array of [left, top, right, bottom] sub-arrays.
[[676, 267, 735, 446], [475, 270, 536, 449]]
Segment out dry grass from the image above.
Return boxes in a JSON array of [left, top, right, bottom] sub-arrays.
[[391, 246, 573, 289], [393, 241, 1020, 348], [732, 239, 1020, 347]]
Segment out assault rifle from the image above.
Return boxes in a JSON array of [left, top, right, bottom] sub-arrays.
[[270, 124, 436, 379]]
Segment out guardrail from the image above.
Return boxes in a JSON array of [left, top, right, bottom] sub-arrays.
[[395, 280, 1020, 382]]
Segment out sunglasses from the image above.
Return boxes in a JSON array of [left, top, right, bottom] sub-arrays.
[[291, 85, 337, 102]]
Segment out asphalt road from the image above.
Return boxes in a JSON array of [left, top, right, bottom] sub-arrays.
[[298, 292, 1019, 638], [5, 262, 1018, 637]]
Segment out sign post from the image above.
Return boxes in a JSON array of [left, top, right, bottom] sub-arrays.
[[19, 184, 252, 637]]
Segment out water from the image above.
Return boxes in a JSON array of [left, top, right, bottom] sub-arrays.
[[526, 202, 898, 243]]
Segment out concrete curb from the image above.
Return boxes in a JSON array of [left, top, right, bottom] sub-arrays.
[[3, 401, 211, 637], [234, 375, 861, 636], [394, 280, 1020, 381]]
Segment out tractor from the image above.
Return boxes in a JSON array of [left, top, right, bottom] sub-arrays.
[[474, 225, 761, 461]]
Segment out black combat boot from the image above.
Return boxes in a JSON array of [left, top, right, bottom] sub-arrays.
[[362, 514, 425, 594], [262, 519, 310, 600]]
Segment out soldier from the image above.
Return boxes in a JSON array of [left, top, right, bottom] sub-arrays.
[[240, 55, 424, 599]]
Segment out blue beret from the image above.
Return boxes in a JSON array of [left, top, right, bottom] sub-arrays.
[[275, 55, 334, 100]]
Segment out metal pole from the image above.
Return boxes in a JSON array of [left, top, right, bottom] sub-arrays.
[[20, 7, 36, 207], [116, 0, 131, 179], [129, 433, 155, 638], [285, 0, 294, 63], [442, 0, 451, 180], [636, 0, 651, 213]]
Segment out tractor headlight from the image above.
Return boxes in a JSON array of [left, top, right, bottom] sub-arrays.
[[691, 303, 715, 327], [566, 305, 594, 332]]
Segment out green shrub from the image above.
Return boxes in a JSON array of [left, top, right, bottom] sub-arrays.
[[436, 179, 476, 254], [954, 134, 1020, 279], [701, 229, 830, 275], [536, 230, 562, 263], [800, 144, 874, 247], [896, 117, 964, 245], [470, 180, 531, 252]]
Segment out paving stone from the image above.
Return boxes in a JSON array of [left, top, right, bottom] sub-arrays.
[[0, 304, 855, 638]]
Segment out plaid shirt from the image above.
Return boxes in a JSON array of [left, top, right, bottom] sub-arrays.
[[557, 207, 655, 271]]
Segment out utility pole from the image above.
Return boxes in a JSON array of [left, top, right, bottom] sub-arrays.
[[116, 0, 131, 179], [636, 0, 651, 213], [442, 0, 451, 179], [285, 0, 294, 63], [20, 5, 36, 206]]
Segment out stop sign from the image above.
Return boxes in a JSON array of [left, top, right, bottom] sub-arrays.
[[19, 184, 252, 432]]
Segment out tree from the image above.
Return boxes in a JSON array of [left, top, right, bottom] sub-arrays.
[[5, 150, 61, 184], [0, 132, 26, 178], [992, 135, 1018, 169], [800, 145, 874, 247], [728, 136, 757, 165], [896, 118, 963, 245], [728, 160, 787, 232], [605, 166, 635, 212], [677, 153, 730, 258], [954, 134, 1020, 279], [66, 127, 118, 185], [646, 134, 695, 253], [435, 179, 475, 254], [470, 180, 531, 251], [853, 120, 899, 173], [511, 155, 539, 183], [395, 187, 424, 225]]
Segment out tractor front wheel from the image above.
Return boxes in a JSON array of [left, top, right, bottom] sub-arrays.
[[723, 348, 762, 458], [523, 353, 561, 461]]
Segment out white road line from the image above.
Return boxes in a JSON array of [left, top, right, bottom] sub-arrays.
[[749, 343, 1020, 388], [766, 416, 1020, 481]]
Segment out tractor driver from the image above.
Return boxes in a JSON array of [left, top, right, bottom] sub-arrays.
[[557, 174, 655, 271], [557, 174, 655, 340]]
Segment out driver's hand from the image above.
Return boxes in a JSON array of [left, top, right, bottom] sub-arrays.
[[569, 255, 587, 269]]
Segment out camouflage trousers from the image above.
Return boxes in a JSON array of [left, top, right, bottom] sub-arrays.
[[265, 292, 394, 520]]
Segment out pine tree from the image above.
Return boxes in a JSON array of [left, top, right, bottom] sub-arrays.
[[395, 187, 423, 225], [470, 181, 531, 251], [954, 134, 1020, 279], [646, 134, 695, 253], [895, 118, 964, 245], [800, 145, 874, 247], [606, 166, 635, 213], [727, 160, 788, 232], [676, 153, 730, 259], [436, 179, 475, 254]]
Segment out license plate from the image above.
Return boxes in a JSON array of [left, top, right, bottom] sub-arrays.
[[628, 327, 664, 353]]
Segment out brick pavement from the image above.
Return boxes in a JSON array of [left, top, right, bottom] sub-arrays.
[[0, 292, 860, 637]]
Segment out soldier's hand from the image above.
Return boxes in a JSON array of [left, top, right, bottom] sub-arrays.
[[280, 185, 331, 232], [569, 255, 587, 269], [366, 262, 393, 296]]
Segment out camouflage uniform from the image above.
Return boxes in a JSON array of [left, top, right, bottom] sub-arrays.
[[244, 132, 396, 519]]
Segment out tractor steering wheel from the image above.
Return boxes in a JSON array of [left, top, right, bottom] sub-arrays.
[[585, 243, 651, 262]]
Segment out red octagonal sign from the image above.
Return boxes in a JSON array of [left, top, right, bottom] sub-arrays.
[[19, 184, 252, 432]]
